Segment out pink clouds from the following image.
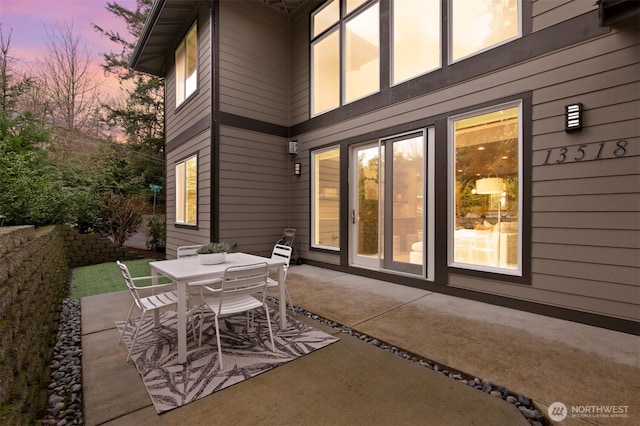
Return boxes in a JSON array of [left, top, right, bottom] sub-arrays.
[[1, 0, 139, 103], [1, 0, 137, 67]]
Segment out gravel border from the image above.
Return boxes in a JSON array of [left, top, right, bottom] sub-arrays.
[[287, 303, 549, 426], [41, 298, 83, 425], [41, 297, 547, 426]]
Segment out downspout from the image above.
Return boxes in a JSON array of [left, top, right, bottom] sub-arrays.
[[210, 0, 220, 243]]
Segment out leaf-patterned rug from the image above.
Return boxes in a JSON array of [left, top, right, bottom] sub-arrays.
[[116, 309, 339, 413]]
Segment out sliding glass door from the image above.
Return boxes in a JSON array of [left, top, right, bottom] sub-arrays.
[[350, 131, 426, 275]]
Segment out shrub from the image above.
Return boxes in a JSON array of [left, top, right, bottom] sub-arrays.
[[145, 216, 166, 252], [96, 193, 146, 246]]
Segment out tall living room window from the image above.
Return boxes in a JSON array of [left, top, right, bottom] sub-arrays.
[[312, 146, 341, 250], [450, 102, 521, 275], [175, 154, 198, 226], [175, 23, 197, 107]]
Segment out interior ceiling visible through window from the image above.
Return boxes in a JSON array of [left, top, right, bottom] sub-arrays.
[[260, 0, 310, 15]]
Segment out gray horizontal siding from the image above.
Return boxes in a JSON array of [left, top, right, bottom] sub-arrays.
[[217, 125, 289, 256], [533, 228, 639, 249], [219, 0, 290, 127], [533, 194, 640, 212], [532, 0, 596, 31], [287, 4, 639, 320], [165, 128, 212, 259], [165, 5, 212, 143], [532, 243, 638, 268], [289, 3, 312, 126], [533, 175, 639, 196]]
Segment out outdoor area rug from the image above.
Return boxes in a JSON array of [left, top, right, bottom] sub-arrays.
[[116, 309, 339, 413]]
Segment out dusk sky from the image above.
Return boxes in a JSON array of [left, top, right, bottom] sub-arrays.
[[1, 0, 138, 72]]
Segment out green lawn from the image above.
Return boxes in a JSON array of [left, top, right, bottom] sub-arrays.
[[70, 259, 159, 298]]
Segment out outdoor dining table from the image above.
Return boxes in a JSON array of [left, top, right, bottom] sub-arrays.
[[150, 252, 286, 364]]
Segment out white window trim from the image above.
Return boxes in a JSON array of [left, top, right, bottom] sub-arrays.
[[175, 154, 198, 226], [390, 0, 442, 87], [448, 0, 522, 65], [311, 28, 341, 117], [175, 22, 198, 108], [311, 145, 341, 251], [447, 100, 523, 276], [342, 1, 380, 106]]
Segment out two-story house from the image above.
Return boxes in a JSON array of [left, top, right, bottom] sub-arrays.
[[130, 0, 639, 334]]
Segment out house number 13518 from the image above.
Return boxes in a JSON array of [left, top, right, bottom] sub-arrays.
[[542, 139, 628, 165]]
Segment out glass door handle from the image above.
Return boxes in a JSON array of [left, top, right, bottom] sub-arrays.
[[352, 209, 356, 224]]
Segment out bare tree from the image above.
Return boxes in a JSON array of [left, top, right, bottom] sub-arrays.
[[37, 21, 104, 158]]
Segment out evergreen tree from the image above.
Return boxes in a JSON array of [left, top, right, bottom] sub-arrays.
[[94, 0, 165, 207], [0, 28, 50, 155]]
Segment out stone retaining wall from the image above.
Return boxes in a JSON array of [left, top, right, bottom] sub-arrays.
[[61, 226, 144, 268], [0, 225, 143, 423]]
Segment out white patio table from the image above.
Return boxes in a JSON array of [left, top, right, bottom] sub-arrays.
[[150, 252, 286, 364]]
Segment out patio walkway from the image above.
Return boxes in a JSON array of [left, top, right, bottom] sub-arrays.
[[81, 264, 638, 425]]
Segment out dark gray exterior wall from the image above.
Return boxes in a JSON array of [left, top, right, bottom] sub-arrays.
[[152, 0, 638, 331], [217, 0, 292, 257], [164, 5, 214, 258], [285, 0, 639, 329]]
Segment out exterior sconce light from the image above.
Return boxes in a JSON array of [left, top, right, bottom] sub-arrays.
[[288, 140, 298, 155], [294, 162, 301, 176], [565, 103, 583, 132]]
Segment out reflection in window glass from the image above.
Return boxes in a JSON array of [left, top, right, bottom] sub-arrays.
[[185, 26, 198, 96], [391, 135, 424, 266], [392, 0, 440, 85], [451, 0, 519, 61], [312, 0, 339, 37], [312, 147, 340, 250], [175, 23, 197, 107], [344, 2, 379, 104], [176, 155, 197, 225], [452, 105, 520, 272], [346, 0, 367, 14], [312, 30, 340, 116]]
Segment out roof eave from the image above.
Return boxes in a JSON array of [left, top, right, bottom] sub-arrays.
[[128, 0, 167, 76]]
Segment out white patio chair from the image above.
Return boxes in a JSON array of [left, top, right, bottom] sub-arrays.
[[116, 261, 179, 362], [267, 244, 296, 317], [176, 244, 203, 258], [176, 244, 224, 317], [198, 262, 275, 370]]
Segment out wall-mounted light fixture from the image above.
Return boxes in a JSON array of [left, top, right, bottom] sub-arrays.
[[288, 140, 299, 155], [294, 162, 301, 176], [565, 103, 583, 132]]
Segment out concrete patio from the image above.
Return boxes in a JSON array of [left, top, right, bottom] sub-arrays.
[[81, 264, 639, 425]]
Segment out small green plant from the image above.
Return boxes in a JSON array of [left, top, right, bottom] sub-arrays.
[[196, 242, 230, 254], [145, 216, 166, 252]]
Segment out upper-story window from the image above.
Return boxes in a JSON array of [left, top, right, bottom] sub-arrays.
[[311, 0, 521, 115], [175, 23, 197, 108], [450, 0, 520, 62], [392, 0, 441, 85], [311, 0, 380, 116]]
